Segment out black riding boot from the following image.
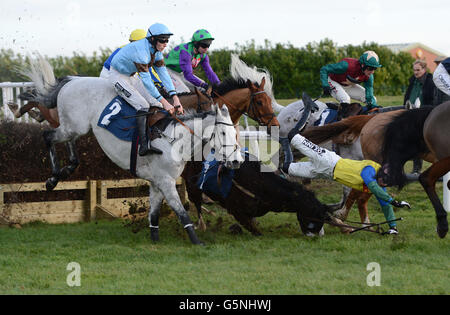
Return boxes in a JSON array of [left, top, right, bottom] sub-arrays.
[[136, 110, 162, 156]]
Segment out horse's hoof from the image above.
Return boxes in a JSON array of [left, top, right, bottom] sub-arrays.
[[150, 228, 159, 242], [436, 225, 448, 239], [45, 177, 58, 191]]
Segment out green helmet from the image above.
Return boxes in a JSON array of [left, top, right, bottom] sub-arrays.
[[191, 29, 214, 42], [359, 51, 382, 68]]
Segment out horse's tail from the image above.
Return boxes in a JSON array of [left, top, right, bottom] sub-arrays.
[[302, 115, 374, 145], [17, 53, 72, 108]]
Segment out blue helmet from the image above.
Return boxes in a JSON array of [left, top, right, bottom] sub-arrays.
[[146, 23, 173, 38]]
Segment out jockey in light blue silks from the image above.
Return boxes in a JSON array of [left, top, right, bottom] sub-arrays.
[[109, 23, 183, 156], [320, 51, 383, 113], [165, 29, 220, 93]]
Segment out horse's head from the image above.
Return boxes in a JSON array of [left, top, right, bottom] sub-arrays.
[[246, 78, 280, 130], [209, 105, 244, 169], [376, 163, 393, 187], [338, 102, 364, 119]]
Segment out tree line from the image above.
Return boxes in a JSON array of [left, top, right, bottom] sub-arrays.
[[0, 39, 415, 98]]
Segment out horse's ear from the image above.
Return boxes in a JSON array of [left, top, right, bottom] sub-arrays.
[[259, 77, 266, 89], [246, 79, 256, 91], [194, 87, 201, 97]]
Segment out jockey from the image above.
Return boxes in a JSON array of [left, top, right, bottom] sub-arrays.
[[284, 130, 410, 235], [165, 29, 221, 93], [320, 51, 382, 112], [109, 23, 183, 156], [433, 57, 450, 97], [100, 29, 147, 79], [100, 29, 164, 87]]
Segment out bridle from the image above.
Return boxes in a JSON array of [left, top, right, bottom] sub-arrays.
[[212, 89, 276, 126]]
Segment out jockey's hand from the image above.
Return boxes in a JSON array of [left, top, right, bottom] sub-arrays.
[[391, 200, 411, 209], [322, 86, 332, 96], [172, 95, 184, 115], [161, 99, 175, 115]]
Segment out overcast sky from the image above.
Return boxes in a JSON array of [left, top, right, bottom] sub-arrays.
[[1, 0, 450, 58]]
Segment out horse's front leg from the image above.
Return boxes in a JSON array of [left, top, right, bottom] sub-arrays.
[[159, 178, 204, 245], [419, 157, 450, 238], [148, 182, 165, 242]]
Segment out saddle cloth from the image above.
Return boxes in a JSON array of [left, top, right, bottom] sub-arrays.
[[197, 150, 235, 199], [313, 108, 338, 126], [97, 96, 138, 141]]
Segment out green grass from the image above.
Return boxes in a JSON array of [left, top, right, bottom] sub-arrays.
[[0, 172, 448, 295], [1, 96, 448, 294]]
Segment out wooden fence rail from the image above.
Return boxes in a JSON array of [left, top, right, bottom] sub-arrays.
[[0, 178, 184, 225]]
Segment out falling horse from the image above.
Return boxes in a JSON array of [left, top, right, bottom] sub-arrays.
[[303, 104, 450, 238], [19, 55, 244, 245], [187, 155, 332, 236]]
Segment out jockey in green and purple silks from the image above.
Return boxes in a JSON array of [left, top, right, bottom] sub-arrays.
[[165, 29, 221, 93], [320, 51, 383, 112]]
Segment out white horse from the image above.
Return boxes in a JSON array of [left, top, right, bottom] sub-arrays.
[[20, 55, 244, 245]]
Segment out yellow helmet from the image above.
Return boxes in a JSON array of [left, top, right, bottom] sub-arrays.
[[129, 29, 147, 42]]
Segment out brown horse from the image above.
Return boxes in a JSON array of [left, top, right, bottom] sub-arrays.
[[303, 104, 450, 238]]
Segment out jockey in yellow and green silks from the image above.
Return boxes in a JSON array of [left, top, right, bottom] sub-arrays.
[[320, 51, 383, 112], [284, 132, 411, 234], [165, 29, 220, 93]]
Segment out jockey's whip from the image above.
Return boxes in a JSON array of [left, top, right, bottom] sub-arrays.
[[349, 218, 404, 234]]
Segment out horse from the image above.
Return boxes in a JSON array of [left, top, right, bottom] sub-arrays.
[[185, 156, 333, 237], [303, 104, 450, 238], [20, 55, 244, 245], [181, 57, 281, 230]]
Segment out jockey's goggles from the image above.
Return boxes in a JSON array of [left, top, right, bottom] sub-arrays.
[[365, 66, 377, 71], [156, 38, 170, 44]]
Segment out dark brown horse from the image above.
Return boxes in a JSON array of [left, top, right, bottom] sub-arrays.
[[186, 156, 332, 236], [303, 103, 450, 238]]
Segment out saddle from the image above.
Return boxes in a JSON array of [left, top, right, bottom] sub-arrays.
[[146, 106, 173, 141]]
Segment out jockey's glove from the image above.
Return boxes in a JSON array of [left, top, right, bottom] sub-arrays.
[[322, 86, 332, 96], [390, 200, 411, 209]]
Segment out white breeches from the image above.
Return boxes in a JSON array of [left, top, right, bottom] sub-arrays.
[[167, 68, 197, 93], [328, 77, 375, 104], [108, 67, 162, 111], [288, 134, 341, 179], [99, 66, 110, 79], [433, 63, 450, 96]]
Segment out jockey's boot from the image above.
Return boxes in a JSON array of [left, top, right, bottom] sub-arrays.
[[136, 110, 162, 156]]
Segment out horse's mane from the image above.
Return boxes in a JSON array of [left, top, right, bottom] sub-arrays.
[[176, 109, 215, 122], [302, 115, 374, 145], [229, 53, 283, 112], [381, 106, 434, 189], [212, 77, 249, 96]]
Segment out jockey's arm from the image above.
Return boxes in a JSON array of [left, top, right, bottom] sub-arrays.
[[319, 61, 348, 88], [200, 54, 220, 86], [179, 50, 207, 88], [153, 59, 183, 114], [363, 75, 378, 107], [360, 165, 397, 227], [135, 63, 175, 113]]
